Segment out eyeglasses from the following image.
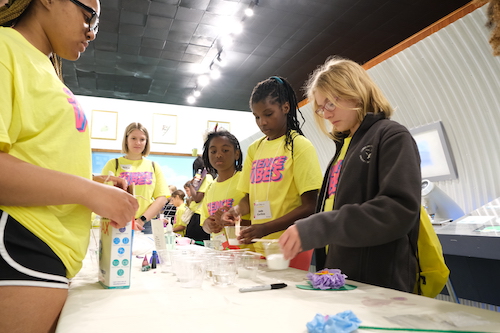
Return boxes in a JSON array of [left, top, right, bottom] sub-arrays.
[[69, 0, 99, 34], [315, 100, 336, 117]]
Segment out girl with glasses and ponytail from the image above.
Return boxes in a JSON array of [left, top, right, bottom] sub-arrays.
[[0, 1, 137, 332], [221, 76, 323, 255]]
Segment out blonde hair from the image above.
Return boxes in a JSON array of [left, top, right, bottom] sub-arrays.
[[305, 56, 393, 141], [0, 0, 63, 80], [122, 122, 151, 156]]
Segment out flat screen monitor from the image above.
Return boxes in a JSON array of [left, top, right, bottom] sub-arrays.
[[410, 121, 458, 182]]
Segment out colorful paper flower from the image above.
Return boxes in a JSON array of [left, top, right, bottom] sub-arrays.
[[306, 311, 361, 333], [306, 268, 347, 290]]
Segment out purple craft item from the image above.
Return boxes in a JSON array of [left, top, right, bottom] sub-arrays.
[[306, 269, 347, 290]]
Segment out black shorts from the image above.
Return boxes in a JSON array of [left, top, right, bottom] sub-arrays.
[[0, 210, 69, 288]]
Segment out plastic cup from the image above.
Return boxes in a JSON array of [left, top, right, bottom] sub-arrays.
[[203, 239, 222, 250], [157, 249, 171, 273], [236, 252, 260, 279], [224, 226, 248, 245], [212, 255, 237, 286], [177, 256, 206, 288], [263, 241, 290, 270]]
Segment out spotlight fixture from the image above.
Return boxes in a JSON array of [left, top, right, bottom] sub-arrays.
[[210, 69, 221, 80], [185, 0, 258, 104], [197, 75, 210, 87]]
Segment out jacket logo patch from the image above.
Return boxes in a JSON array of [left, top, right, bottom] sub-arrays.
[[360, 145, 372, 163]]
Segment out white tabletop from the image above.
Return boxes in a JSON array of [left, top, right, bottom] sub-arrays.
[[57, 237, 500, 333]]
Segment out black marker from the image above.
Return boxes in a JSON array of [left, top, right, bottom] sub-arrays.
[[239, 283, 287, 293]]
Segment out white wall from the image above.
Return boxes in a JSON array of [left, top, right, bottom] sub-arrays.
[[78, 95, 260, 155], [366, 6, 500, 214]]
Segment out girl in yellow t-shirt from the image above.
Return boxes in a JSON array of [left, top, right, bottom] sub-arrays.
[[0, 2, 138, 332], [221, 76, 323, 254], [101, 123, 170, 233], [199, 130, 250, 248], [170, 189, 188, 236]]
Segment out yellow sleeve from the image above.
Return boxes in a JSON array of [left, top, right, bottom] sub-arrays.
[[101, 158, 117, 176], [0, 60, 13, 153], [292, 136, 323, 194], [152, 161, 170, 199]]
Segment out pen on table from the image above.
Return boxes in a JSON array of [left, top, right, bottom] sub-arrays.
[[239, 283, 287, 293]]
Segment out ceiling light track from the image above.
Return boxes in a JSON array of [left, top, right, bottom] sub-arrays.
[[186, 1, 259, 105]]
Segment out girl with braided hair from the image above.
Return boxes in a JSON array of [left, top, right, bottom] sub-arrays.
[[0, 1, 138, 332], [221, 76, 323, 255]]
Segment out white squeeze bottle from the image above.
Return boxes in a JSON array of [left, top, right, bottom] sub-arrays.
[[165, 220, 176, 251]]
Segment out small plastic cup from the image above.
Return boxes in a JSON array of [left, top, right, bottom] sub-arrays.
[[263, 241, 290, 270], [236, 252, 260, 279], [203, 239, 222, 250], [212, 255, 237, 286], [157, 249, 171, 273], [177, 256, 206, 288], [224, 226, 248, 245]]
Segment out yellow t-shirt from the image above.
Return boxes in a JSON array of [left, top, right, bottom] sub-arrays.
[[238, 132, 323, 252], [324, 137, 351, 212], [173, 203, 187, 237], [200, 171, 250, 224], [101, 157, 170, 218], [0, 28, 92, 278]]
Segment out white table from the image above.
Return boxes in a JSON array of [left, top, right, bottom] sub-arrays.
[[57, 237, 500, 333]]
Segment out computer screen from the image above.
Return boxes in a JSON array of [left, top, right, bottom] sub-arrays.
[[410, 121, 458, 182]]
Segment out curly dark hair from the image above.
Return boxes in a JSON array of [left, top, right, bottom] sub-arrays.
[[202, 130, 243, 176]]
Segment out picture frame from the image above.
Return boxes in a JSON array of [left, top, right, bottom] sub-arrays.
[[91, 110, 118, 140], [207, 121, 230, 132], [152, 113, 177, 144]]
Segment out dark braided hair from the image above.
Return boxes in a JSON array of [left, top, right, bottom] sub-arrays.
[[249, 76, 305, 154], [202, 130, 243, 177]]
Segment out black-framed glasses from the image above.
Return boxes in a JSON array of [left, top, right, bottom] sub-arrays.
[[68, 0, 99, 34]]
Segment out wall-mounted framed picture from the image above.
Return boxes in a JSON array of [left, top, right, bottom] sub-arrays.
[[207, 121, 230, 132], [152, 113, 177, 144], [91, 110, 118, 140]]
